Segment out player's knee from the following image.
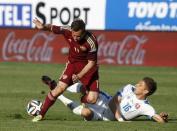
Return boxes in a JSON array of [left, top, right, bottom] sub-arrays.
[[81, 108, 93, 121], [87, 92, 99, 104], [51, 82, 67, 97], [87, 95, 97, 104]]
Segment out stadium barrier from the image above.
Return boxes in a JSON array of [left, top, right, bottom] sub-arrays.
[[0, 29, 177, 67]]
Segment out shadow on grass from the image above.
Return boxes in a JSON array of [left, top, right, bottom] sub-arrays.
[[6, 113, 25, 119], [167, 118, 177, 123], [8, 113, 177, 123], [130, 118, 177, 123], [44, 117, 82, 121]]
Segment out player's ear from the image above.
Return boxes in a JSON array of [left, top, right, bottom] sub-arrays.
[[144, 89, 149, 96]]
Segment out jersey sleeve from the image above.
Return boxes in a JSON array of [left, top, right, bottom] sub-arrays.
[[141, 104, 156, 119], [51, 25, 71, 37], [85, 35, 98, 61], [87, 50, 97, 61]]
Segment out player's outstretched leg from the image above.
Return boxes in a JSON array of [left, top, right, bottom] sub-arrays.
[[42, 75, 83, 93]]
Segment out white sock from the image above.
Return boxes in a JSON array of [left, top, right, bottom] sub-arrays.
[[57, 95, 83, 115], [66, 82, 82, 93], [58, 95, 73, 106]]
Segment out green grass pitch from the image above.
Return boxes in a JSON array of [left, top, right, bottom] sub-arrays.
[[0, 62, 177, 131]]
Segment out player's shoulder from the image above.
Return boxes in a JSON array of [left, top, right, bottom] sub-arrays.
[[84, 31, 98, 52], [59, 26, 72, 37], [116, 84, 135, 97], [60, 26, 71, 31], [85, 31, 97, 44], [123, 84, 135, 92], [124, 84, 134, 88]]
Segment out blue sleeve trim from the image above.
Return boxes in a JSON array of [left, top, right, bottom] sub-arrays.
[[131, 87, 135, 92], [146, 115, 152, 120], [116, 91, 122, 97]]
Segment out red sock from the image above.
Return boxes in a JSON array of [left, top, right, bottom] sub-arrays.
[[81, 86, 87, 94], [81, 94, 89, 103], [40, 92, 56, 117]]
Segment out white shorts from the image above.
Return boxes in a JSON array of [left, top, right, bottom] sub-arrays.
[[85, 91, 115, 121]]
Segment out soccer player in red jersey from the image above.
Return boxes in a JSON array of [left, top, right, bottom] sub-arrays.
[[32, 18, 100, 122]]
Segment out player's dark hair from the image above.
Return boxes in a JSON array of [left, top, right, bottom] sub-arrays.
[[71, 19, 85, 31], [143, 77, 157, 96]]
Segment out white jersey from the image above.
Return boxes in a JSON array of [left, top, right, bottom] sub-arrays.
[[86, 84, 156, 121], [118, 84, 156, 120]]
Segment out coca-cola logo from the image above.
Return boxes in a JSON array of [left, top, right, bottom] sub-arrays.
[[2, 31, 55, 62], [97, 34, 147, 65]]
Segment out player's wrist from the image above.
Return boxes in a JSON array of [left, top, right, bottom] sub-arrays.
[[76, 74, 82, 79], [43, 24, 52, 31]]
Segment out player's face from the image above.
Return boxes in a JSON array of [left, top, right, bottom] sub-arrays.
[[71, 29, 83, 42], [134, 80, 148, 96]]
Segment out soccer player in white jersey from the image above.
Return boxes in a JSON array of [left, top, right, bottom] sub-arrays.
[[42, 76, 168, 123]]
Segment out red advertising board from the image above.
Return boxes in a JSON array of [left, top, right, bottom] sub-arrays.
[[0, 29, 68, 63], [0, 29, 177, 67], [94, 31, 177, 67]]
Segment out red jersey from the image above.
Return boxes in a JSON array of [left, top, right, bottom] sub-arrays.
[[51, 25, 98, 64]]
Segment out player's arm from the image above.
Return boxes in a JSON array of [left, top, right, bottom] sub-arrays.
[[78, 60, 96, 78], [33, 18, 65, 34], [33, 18, 52, 31], [142, 104, 168, 123], [108, 95, 124, 122], [72, 60, 96, 83], [152, 112, 168, 123], [72, 38, 98, 83]]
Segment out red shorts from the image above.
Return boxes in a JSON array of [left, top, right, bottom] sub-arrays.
[[59, 61, 99, 92]]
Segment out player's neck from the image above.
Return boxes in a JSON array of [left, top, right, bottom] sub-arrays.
[[136, 94, 146, 100]]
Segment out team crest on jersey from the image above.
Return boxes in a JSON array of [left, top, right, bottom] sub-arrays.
[[135, 103, 140, 109], [62, 74, 68, 80]]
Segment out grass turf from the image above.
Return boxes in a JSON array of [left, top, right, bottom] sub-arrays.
[[0, 62, 177, 131]]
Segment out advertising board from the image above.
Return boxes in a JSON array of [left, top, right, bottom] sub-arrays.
[[106, 0, 177, 31], [0, 29, 177, 67], [0, 0, 106, 29]]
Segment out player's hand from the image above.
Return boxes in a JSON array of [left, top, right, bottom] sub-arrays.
[[72, 74, 80, 83], [33, 18, 44, 29], [159, 112, 168, 122]]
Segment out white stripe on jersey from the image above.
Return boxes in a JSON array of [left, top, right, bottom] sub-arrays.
[[86, 35, 97, 52]]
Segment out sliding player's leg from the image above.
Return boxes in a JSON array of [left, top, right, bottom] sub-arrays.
[[58, 95, 93, 120]]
